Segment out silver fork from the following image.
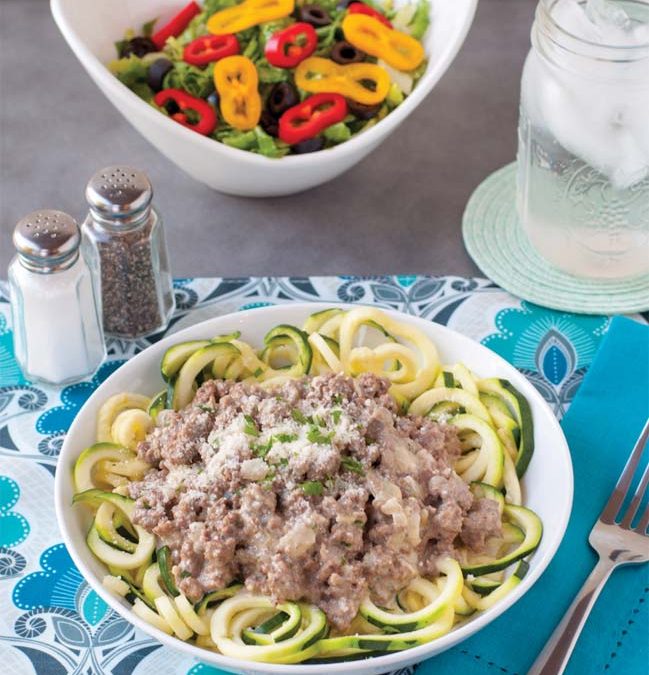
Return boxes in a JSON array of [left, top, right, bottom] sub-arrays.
[[529, 418, 649, 675]]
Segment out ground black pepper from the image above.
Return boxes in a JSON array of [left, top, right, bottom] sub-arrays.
[[94, 223, 165, 336], [82, 166, 174, 339]]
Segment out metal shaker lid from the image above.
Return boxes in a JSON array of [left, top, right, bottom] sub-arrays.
[[85, 166, 153, 222], [13, 210, 80, 271]]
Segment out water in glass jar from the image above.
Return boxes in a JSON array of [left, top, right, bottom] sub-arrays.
[[518, 0, 649, 279], [518, 114, 649, 279]]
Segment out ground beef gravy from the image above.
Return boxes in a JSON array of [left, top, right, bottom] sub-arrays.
[[129, 373, 501, 630]]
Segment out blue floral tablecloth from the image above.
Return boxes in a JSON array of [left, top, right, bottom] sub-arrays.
[[0, 275, 645, 675]]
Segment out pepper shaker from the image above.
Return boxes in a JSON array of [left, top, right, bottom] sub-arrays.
[[81, 166, 175, 339], [8, 210, 106, 385]]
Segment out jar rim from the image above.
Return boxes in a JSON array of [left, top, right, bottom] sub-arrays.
[[537, 0, 649, 59]]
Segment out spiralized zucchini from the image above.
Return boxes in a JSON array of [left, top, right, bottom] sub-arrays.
[[72, 306, 542, 665], [110, 409, 154, 451], [96, 393, 151, 443]]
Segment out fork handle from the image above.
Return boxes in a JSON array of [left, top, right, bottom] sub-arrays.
[[528, 558, 615, 675]]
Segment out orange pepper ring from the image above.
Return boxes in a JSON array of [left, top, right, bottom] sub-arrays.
[[295, 57, 390, 105], [207, 0, 295, 35], [342, 14, 425, 71], [214, 55, 261, 131]]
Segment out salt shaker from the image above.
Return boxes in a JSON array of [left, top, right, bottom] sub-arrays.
[[81, 166, 175, 339], [8, 210, 106, 385]]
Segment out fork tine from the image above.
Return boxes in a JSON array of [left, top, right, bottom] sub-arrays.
[[621, 461, 649, 528], [600, 419, 649, 525], [636, 498, 649, 533]]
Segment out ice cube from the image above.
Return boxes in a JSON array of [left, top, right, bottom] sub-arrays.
[[522, 50, 649, 189], [586, 0, 642, 45], [533, 0, 649, 187], [586, 0, 632, 32], [552, 0, 602, 42], [632, 22, 649, 44], [539, 76, 649, 189], [552, 0, 648, 46]]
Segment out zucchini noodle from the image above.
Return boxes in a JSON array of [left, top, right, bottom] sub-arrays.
[[72, 307, 543, 664], [96, 393, 151, 442]]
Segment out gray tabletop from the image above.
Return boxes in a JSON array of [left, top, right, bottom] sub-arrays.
[[0, 0, 535, 278]]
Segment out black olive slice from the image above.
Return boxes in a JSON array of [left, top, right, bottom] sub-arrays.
[[346, 99, 382, 120], [147, 59, 174, 92], [291, 137, 326, 154], [120, 36, 157, 59], [330, 41, 366, 65], [297, 4, 332, 27], [267, 82, 300, 118]]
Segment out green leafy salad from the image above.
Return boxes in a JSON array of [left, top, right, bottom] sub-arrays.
[[109, 0, 430, 156]]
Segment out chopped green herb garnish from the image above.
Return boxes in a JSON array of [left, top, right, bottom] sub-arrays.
[[243, 414, 260, 437], [274, 433, 298, 443], [291, 409, 308, 424], [180, 570, 192, 579], [300, 480, 324, 496], [252, 439, 273, 458], [262, 471, 276, 488], [314, 415, 327, 427], [253, 367, 264, 378], [198, 404, 215, 413], [332, 394, 343, 405], [331, 409, 342, 425], [307, 425, 334, 445], [341, 456, 364, 475]]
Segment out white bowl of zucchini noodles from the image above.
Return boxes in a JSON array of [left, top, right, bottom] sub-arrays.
[[55, 304, 573, 674]]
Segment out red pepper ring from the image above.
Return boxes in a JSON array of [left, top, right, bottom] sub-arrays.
[[151, 1, 202, 50], [347, 2, 392, 28], [154, 88, 218, 135], [184, 34, 240, 66], [278, 93, 348, 145], [265, 22, 318, 68]]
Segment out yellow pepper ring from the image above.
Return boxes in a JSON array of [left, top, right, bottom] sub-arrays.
[[342, 14, 425, 72], [294, 57, 390, 106], [207, 0, 294, 35], [214, 55, 262, 131]]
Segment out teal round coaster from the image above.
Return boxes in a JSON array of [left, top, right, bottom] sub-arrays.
[[462, 163, 649, 315]]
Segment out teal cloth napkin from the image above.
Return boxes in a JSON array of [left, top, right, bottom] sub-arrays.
[[417, 316, 649, 675]]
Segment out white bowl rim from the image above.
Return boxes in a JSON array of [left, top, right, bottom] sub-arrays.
[[55, 302, 573, 674], [49, 0, 479, 169]]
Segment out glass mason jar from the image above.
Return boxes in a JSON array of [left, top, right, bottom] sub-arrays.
[[517, 0, 649, 279], [81, 167, 175, 339]]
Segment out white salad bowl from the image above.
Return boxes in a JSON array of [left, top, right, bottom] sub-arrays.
[[55, 303, 573, 675], [50, 0, 477, 196]]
